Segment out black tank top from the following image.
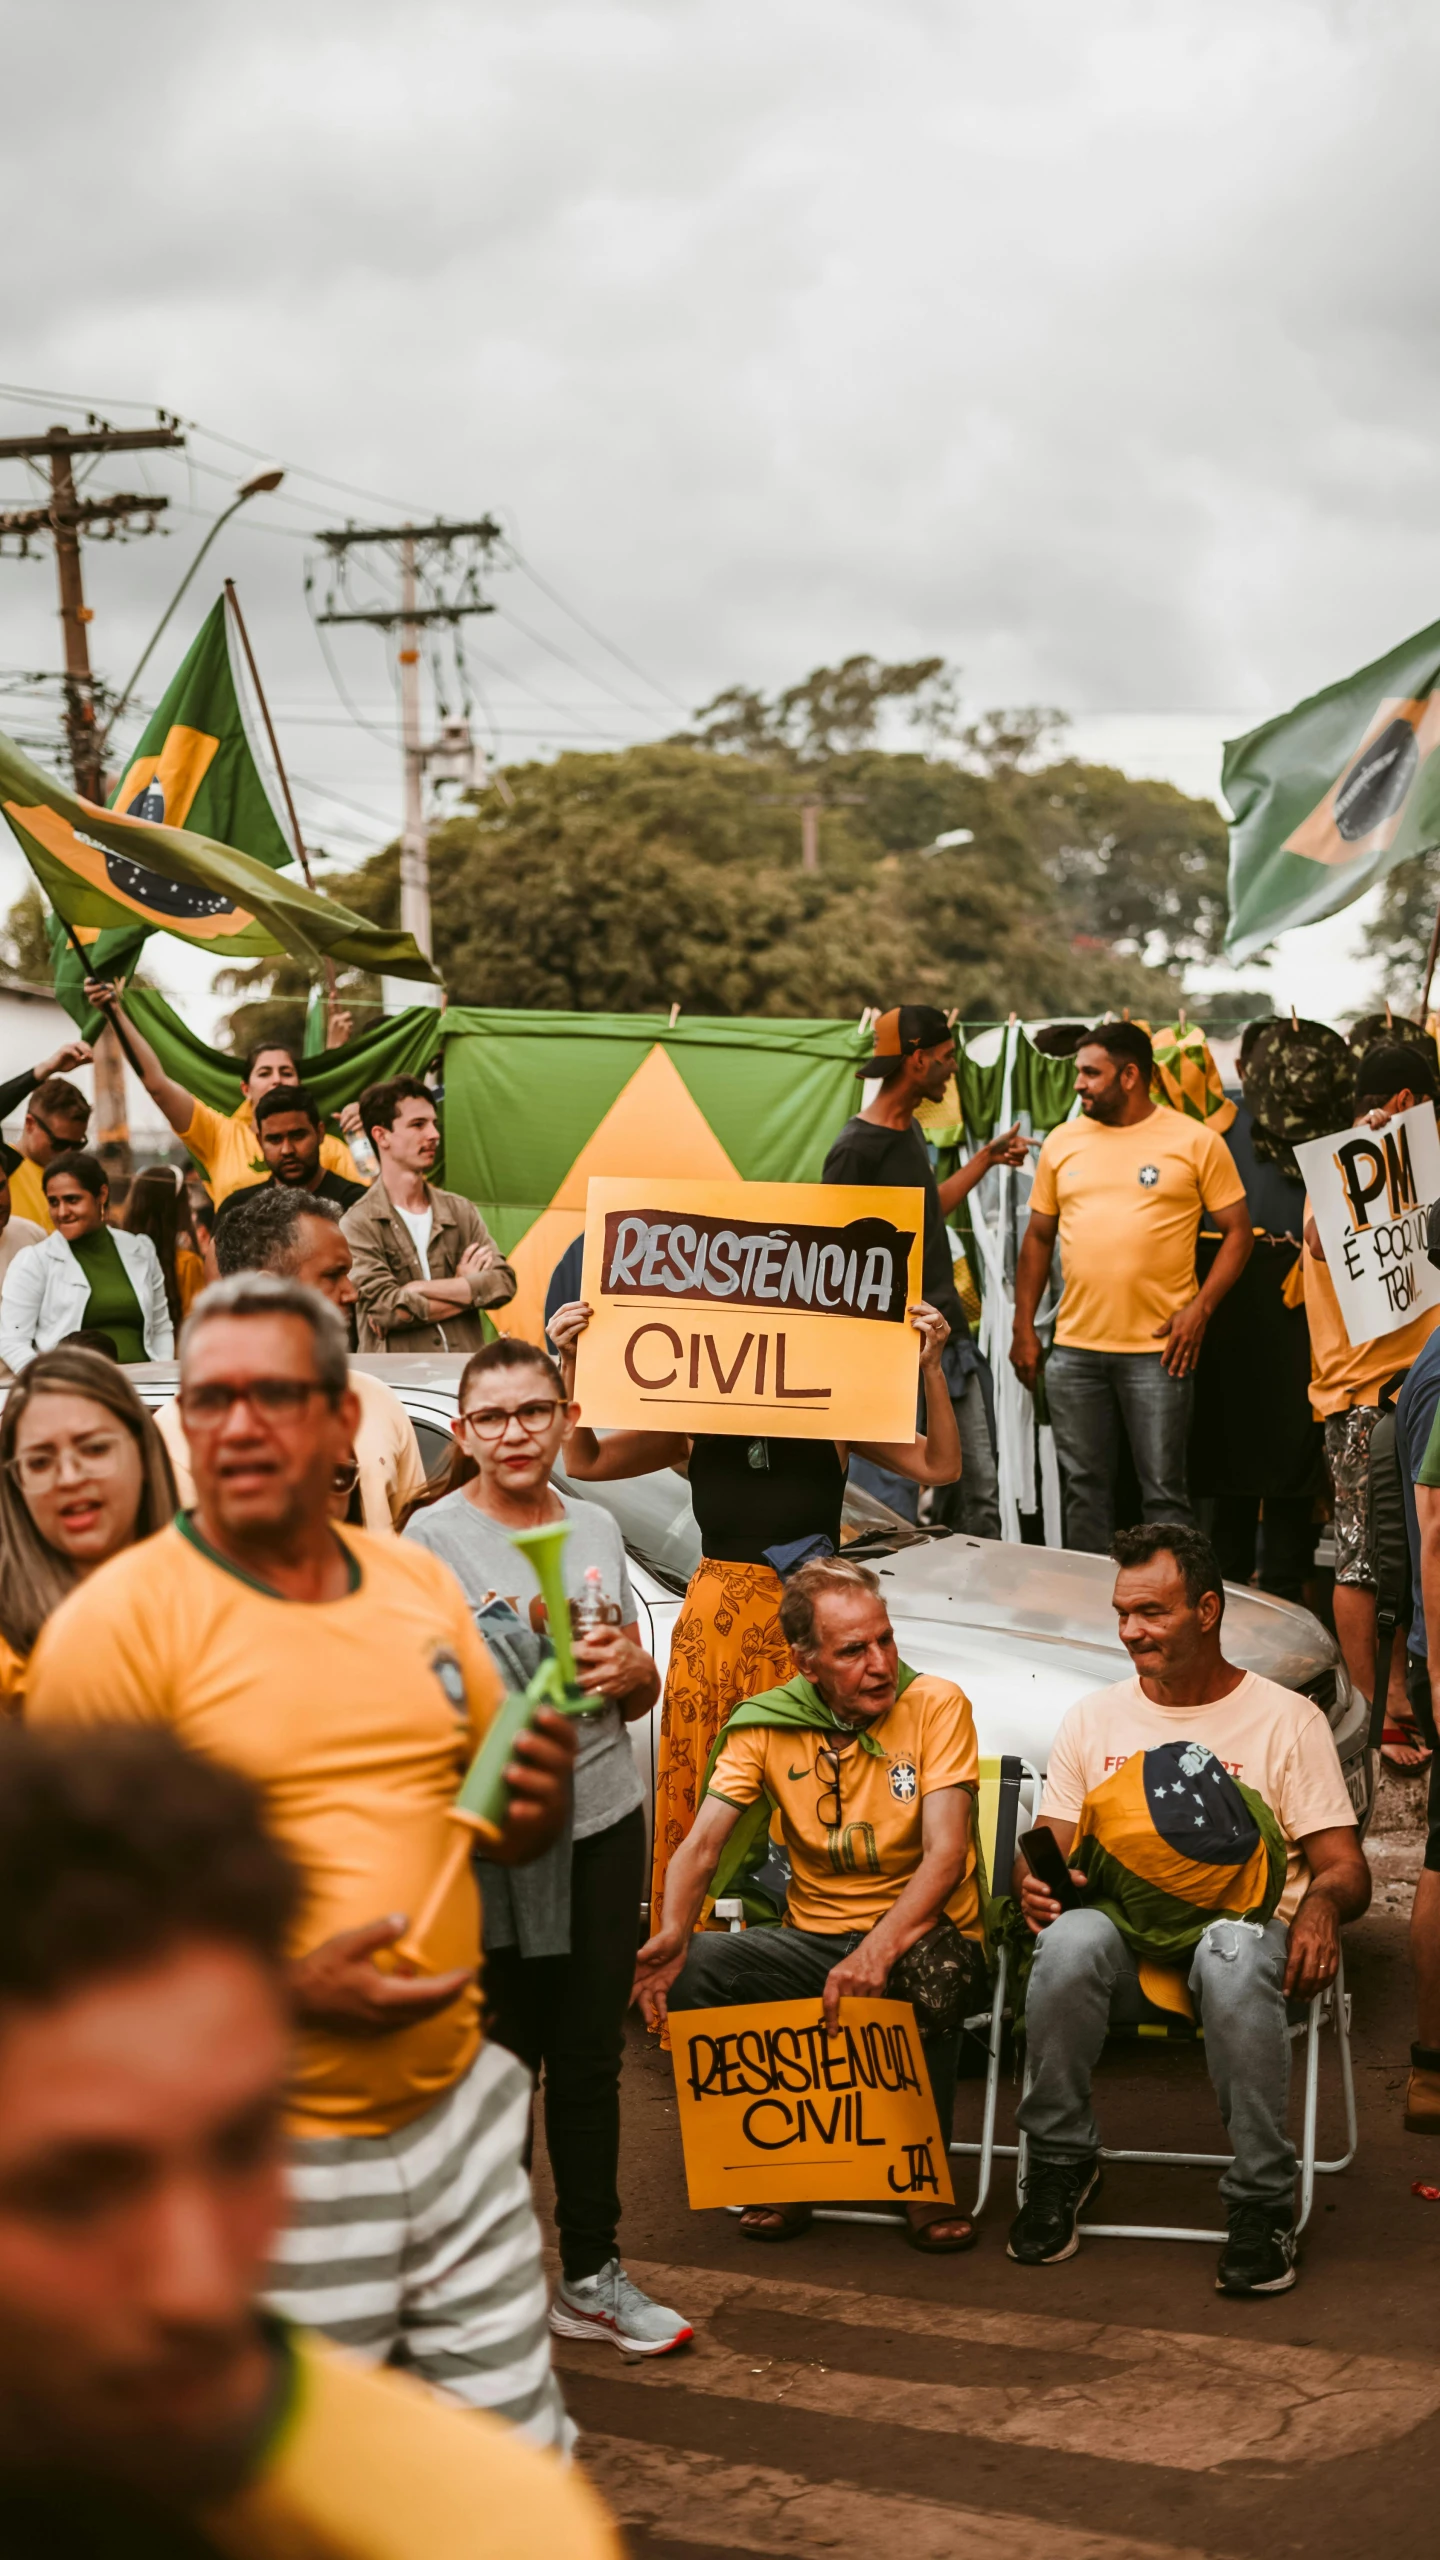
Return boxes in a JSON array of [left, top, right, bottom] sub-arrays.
[[687, 1434, 846, 1565]]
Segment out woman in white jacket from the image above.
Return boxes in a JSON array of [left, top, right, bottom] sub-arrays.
[[0, 1151, 173, 1373]]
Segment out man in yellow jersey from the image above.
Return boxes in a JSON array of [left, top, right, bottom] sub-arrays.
[[0, 1724, 616, 2556], [640, 1555, 984, 2253], [1011, 1020, 1253, 1552], [83, 976, 364, 1207], [156, 1189, 428, 1536], [1303, 1041, 1440, 1762], [0, 1042, 93, 1232], [28, 1273, 579, 2449]]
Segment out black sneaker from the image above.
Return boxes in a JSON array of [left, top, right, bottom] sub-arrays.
[[1215, 2202, 1298, 2296], [1007, 2154, 1101, 2265]]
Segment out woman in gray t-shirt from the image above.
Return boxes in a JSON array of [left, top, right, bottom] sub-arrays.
[[404, 1335, 692, 2358]]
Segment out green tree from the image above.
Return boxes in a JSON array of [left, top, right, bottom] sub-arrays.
[[1362, 847, 1440, 1008], [0, 885, 55, 987]]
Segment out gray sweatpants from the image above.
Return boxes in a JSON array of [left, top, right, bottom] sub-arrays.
[[1016, 1907, 1297, 2210]]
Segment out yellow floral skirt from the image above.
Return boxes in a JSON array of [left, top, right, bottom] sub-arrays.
[[650, 1557, 793, 1927]]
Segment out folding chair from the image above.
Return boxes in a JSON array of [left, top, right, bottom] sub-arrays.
[[947, 1752, 1035, 2216], [1012, 1941, 1359, 2244]]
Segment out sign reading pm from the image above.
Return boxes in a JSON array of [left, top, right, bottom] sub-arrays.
[[574, 1177, 925, 1441], [1294, 1098, 1440, 1348]]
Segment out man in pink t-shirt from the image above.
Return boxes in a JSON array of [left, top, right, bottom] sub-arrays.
[[1009, 1523, 1368, 2299]]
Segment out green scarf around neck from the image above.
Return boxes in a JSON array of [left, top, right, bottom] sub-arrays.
[[701, 1665, 918, 1908]]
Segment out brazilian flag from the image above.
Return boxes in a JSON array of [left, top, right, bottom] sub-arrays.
[[42, 593, 310, 1025], [0, 701, 438, 998], [1071, 1741, 1288, 1992], [1224, 615, 1440, 963]]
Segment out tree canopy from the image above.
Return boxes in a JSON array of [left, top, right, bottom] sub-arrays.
[[207, 656, 1233, 1047]]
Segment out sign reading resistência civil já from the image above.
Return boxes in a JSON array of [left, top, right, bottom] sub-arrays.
[[667, 1995, 954, 2211], [574, 1177, 924, 1441], [1293, 1098, 1440, 1347]]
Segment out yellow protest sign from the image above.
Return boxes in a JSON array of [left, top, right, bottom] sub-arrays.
[[668, 1996, 953, 2210], [574, 1177, 924, 1441]]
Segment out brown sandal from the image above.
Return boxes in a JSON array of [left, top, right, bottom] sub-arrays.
[[738, 2202, 814, 2243], [904, 2204, 977, 2254]]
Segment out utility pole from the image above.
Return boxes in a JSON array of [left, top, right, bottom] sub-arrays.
[[0, 416, 184, 1164], [315, 515, 501, 1000]]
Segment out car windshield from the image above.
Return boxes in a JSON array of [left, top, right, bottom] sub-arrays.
[[551, 1454, 931, 1593]]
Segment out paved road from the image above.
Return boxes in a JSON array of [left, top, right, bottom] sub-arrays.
[[539, 1818, 1440, 2560]]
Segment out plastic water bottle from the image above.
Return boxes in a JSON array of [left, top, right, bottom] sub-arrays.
[[570, 1564, 620, 1634]]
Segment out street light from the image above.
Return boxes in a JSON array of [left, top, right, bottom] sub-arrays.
[[98, 468, 285, 753]]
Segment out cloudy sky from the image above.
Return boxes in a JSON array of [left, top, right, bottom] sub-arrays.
[[1, 0, 1436, 1032]]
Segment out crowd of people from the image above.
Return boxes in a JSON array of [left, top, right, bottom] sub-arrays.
[[0, 982, 1431, 2544]]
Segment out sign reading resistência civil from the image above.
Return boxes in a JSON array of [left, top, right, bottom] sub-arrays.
[[667, 1996, 954, 2211], [575, 1177, 924, 1441], [1293, 1098, 1440, 1346]]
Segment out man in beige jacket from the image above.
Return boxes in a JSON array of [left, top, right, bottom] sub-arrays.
[[342, 1076, 515, 1357], [158, 1189, 428, 1535]]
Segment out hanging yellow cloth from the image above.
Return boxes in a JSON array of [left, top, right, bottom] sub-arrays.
[[1150, 1023, 1237, 1134]]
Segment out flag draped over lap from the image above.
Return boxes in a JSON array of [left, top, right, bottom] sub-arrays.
[[1224, 616, 1440, 962], [49, 594, 301, 1011], [0, 727, 437, 985], [1072, 1741, 1287, 1976]]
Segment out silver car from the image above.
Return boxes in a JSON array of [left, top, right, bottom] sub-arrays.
[[127, 1353, 1373, 1846]]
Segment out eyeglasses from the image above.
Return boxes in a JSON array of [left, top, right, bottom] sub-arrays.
[[816, 1744, 843, 1832], [457, 1400, 564, 1442], [178, 1380, 328, 1429], [6, 1431, 128, 1494]]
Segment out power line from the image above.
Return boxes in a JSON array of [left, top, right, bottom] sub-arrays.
[[503, 542, 690, 715]]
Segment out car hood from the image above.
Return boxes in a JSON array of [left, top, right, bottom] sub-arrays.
[[867, 1535, 1340, 1770]]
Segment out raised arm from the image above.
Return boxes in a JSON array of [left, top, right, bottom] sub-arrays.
[[547, 1299, 690, 1478], [936, 1124, 1031, 1215], [83, 978, 195, 1135], [847, 1302, 961, 1485]]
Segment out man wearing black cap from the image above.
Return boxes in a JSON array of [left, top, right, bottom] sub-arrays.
[[823, 1005, 1026, 1537]]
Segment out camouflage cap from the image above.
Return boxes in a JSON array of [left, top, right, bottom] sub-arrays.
[[1240, 1017, 1353, 1174], [1347, 1010, 1430, 1058]]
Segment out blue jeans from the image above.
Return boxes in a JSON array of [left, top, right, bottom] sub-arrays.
[[1016, 1908, 1297, 2210], [1045, 1346, 1193, 1553]]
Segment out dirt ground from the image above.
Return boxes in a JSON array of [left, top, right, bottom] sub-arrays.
[[539, 1767, 1440, 2560]]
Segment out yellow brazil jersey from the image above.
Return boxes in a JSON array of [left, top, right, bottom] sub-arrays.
[[7, 1155, 52, 1232], [27, 1518, 503, 2138], [1029, 1109, 1246, 1355], [709, 1672, 981, 1937], [208, 2327, 619, 2559], [182, 1095, 365, 1207]]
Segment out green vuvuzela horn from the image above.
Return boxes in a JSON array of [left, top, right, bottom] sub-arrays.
[[393, 1520, 599, 1972]]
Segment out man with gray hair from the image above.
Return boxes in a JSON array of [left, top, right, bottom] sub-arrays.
[[636, 1555, 984, 2252], [155, 1187, 427, 1534], [27, 1272, 581, 2449]]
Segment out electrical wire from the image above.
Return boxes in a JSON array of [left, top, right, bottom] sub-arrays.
[[502, 542, 690, 715]]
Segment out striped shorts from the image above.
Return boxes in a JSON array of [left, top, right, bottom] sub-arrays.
[[265, 2040, 573, 2452]]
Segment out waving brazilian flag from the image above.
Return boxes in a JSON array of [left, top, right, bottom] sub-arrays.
[[1072, 1740, 1287, 1981], [1224, 615, 1440, 963], [41, 593, 313, 1024]]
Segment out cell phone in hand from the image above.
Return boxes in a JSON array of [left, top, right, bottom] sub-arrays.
[[1019, 1825, 1085, 1912]]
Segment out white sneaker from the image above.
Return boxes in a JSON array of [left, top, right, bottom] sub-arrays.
[[548, 2258, 693, 2356]]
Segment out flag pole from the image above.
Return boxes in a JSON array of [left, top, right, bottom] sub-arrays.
[[222, 581, 341, 1033], [54, 915, 146, 1084], [1419, 861, 1440, 1022]]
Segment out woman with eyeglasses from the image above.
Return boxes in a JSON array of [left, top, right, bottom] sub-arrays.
[[0, 1345, 177, 1709], [547, 1295, 961, 1930], [0, 1150, 173, 1377], [403, 1333, 693, 2361]]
